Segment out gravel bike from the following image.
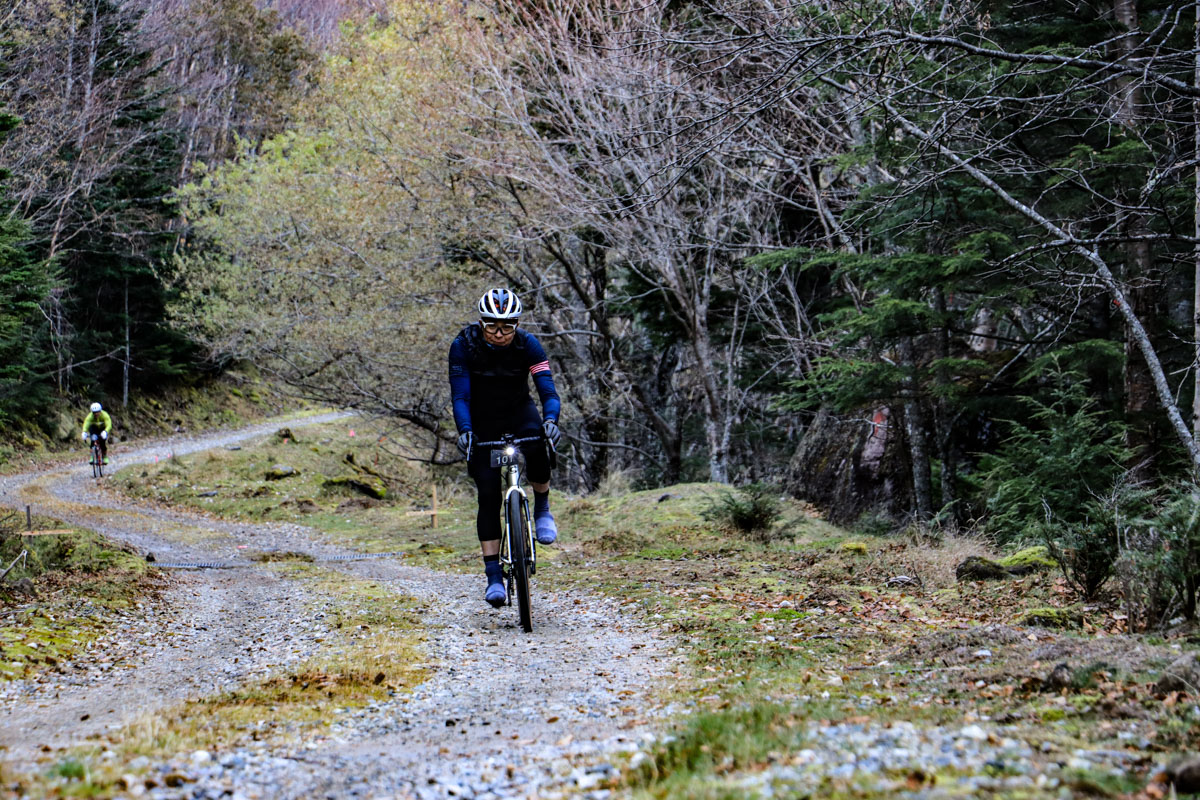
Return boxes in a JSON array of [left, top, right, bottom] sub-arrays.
[[86, 434, 104, 478], [474, 433, 548, 633]]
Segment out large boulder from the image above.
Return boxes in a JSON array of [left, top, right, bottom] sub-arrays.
[[784, 406, 911, 525], [50, 410, 78, 442]]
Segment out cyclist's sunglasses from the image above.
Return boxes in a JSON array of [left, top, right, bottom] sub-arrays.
[[481, 319, 518, 334]]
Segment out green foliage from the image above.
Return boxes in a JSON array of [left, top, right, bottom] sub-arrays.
[[1124, 483, 1200, 624], [978, 370, 1141, 598], [852, 511, 894, 538], [48, 759, 87, 780], [0, 79, 54, 426], [702, 483, 783, 540], [172, 3, 478, 420], [0, 207, 54, 425], [980, 374, 1128, 540]]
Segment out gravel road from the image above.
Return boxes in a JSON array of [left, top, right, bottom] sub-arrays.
[[0, 416, 679, 798]]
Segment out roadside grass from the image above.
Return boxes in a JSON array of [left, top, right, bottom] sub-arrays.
[[20, 565, 425, 798], [109, 418, 482, 569], [540, 487, 1191, 797], [0, 511, 160, 682], [105, 433, 1196, 797]]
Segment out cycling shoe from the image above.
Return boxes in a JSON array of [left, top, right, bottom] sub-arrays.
[[535, 511, 558, 545], [485, 580, 507, 608]]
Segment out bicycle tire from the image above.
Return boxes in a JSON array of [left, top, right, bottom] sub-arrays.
[[92, 445, 103, 478], [507, 493, 533, 633]]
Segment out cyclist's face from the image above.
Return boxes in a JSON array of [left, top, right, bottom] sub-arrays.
[[482, 319, 517, 346]]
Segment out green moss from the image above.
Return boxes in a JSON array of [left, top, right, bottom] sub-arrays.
[[766, 608, 805, 620], [998, 546, 1056, 571], [840, 541, 868, 554]]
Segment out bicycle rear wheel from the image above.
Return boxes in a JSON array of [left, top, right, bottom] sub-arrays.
[[507, 494, 533, 633]]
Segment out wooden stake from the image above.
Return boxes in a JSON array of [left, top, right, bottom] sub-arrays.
[[26, 506, 31, 530], [404, 485, 440, 529]]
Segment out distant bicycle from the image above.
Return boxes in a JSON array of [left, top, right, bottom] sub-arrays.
[[85, 434, 104, 478], [473, 433, 548, 632]]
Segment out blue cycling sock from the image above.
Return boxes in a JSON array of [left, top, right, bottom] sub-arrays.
[[483, 555, 503, 585], [534, 489, 550, 516]]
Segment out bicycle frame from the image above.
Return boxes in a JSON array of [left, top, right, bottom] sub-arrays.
[[87, 434, 104, 477], [475, 434, 543, 631], [479, 436, 539, 585]]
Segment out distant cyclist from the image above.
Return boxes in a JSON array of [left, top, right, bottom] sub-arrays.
[[449, 288, 562, 608], [81, 402, 113, 464]]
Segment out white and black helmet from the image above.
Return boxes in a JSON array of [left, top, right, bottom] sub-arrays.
[[90, 402, 102, 413], [477, 288, 522, 321]]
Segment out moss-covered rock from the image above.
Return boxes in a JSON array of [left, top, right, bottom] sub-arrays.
[[265, 464, 298, 480], [998, 546, 1057, 572], [955, 556, 1011, 582], [841, 541, 868, 554], [1016, 606, 1081, 629], [323, 475, 387, 500]]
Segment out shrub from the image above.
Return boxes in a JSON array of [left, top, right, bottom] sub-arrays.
[[1121, 483, 1200, 627], [702, 483, 783, 541], [978, 373, 1142, 599], [1040, 492, 1131, 600]]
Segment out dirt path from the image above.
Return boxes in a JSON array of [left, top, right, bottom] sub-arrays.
[[0, 417, 678, 798]]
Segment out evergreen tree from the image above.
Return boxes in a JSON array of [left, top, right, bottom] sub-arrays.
[[3, 0, 197, 399], [0, 107, 56, 425]]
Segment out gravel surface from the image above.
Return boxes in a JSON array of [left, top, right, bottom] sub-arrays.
[[0, 416, 681, 798]]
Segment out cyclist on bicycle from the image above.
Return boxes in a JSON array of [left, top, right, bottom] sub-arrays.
[[449, 288, 562, 608], [81, 402, 113, 464]]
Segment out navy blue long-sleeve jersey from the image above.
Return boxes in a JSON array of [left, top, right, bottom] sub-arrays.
[[448, 323, 561, 439]]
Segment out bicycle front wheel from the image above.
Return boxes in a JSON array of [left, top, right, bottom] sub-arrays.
[[507, 494, 533, 633], [92, 448, 103, 478]]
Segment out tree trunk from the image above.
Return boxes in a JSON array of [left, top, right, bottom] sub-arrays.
[[898, 335, 933, 521], [933, 289, 957, 522], [693, 321, 729, 483], [123, 277, 130, 408], [1113, 0, 1158, 476], [1193, 0, 1200, 442]]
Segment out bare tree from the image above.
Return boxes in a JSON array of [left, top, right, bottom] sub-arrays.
[[652, 0, 1200, 478], [466, 0, 824, 482]]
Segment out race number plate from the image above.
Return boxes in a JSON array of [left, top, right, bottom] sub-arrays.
[[490, 448, 520, 468]]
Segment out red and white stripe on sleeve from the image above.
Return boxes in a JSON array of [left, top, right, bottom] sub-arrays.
[[529, 360, 551, 375]]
